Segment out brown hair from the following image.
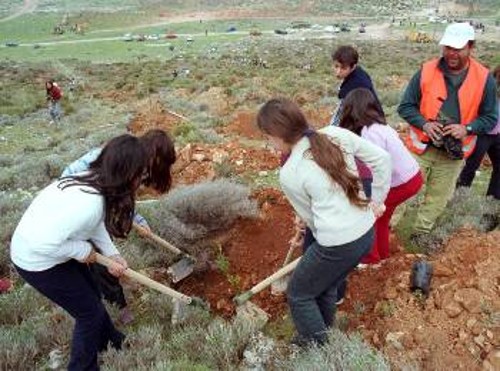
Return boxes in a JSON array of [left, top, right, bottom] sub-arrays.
[[339, 88, 387, 135], [139, 129, 176, 194], [332, 45, 359, 68], [61, 134, 147, 238], [257, 98, 368, 208]]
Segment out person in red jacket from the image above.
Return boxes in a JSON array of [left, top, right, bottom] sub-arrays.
[[46, 79, 63, 124]]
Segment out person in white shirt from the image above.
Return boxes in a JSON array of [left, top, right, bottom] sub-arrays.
[[11, 134, 147, 371], [61, 129, 177, 325], [256, 98, 391, 346]]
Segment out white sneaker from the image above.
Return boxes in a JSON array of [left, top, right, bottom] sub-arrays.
[[336, 298, 345, 305], [356, 263, 369, 270], [49, 120, 55, 125]]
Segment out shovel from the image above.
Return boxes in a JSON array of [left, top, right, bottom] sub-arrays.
[[95, 253, 207, 323], [133, 223, 196, 283], [233, 257, 301, 327], [270, 230, 302, 295]]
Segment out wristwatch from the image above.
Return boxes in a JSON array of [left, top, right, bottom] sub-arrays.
[[466, 126, 473, 135]]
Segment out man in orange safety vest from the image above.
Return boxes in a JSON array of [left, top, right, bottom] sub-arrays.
[[397, 22, 498, 246]]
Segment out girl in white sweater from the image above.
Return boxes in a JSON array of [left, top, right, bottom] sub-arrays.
[[257, 98, 391, 346], [11, 134, 147, 370]]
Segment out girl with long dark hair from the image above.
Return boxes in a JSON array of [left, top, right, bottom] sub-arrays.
[[11, 134, 147, 370], [60, 129, 176, 325], [256, 98, 391, 346], [340, 88, 423, 265]]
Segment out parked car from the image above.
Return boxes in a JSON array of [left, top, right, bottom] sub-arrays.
[[274, 29, 288, 35], [5, 41, 19, 47], [123, 33, 133, 42], [166, 32, 178, 39]]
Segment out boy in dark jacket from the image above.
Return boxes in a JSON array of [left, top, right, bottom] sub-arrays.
[[330, 45, 383, 126]]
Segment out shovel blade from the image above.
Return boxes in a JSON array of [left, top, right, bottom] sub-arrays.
[[270, 276, 289, 296], [234, 302, 269, 331], [167, 257, 195, 283]]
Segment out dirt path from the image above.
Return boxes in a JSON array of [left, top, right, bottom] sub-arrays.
[[0, 0, 38, 23]]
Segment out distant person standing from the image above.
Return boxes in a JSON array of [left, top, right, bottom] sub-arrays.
[[398, 23, 497, 244], [46, 79, 63, 124], [456, 65, 500, 200]]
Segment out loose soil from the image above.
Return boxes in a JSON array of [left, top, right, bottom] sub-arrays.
[[177, 188, 295, 318]]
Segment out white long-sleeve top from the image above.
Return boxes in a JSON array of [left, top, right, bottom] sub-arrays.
[[11, 179, 119, 271], [280, 125, 391, 246]]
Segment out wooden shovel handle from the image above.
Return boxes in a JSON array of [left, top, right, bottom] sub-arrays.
[[250, 257, 301, 296], [133, 223, 183, 256], [282, 229, 302, 266], [95, 253, 191, 304]]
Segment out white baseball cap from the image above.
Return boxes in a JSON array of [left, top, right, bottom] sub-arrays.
[[439, 22, 475, 49]]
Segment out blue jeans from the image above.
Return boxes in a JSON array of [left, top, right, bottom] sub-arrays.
[[15, 260, 124, 371], [303, 228, 347, 302], [49, 100, 61, 121], [288, 227, 374, 345]]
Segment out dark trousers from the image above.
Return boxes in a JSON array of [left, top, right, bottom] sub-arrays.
[[89, 264, 127, 309], [303, 228, 347, 301], [289, 227, 374, 345], [15, 260, 124, 371], [457, 134, 500, 200]]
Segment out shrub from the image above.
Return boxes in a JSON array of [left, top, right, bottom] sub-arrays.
[[272, 330, 390, 371], [164, 318, 254, 369], [138, 180, 258, 256], [0, 286, 51, 326], [426, 187, 500, 252], [0, 190, 33, 274]]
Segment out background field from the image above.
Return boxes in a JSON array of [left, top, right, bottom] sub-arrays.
[[1, 1, 499, 370]]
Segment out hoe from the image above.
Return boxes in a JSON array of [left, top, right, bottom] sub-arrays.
[[95, 253, 207, 324], [233, 257, 301, 326], [133, 223, 196, 283]]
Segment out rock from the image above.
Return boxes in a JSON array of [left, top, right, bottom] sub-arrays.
[[235, 159, 244, 166], [443, 296, 463, 318], [489, 328, 500, 347], [385, 331, 405, 350], [372, 332, 381, 346], [486, 330, 493, 340], [471, 323, 483, 337], [466, 318, 478, 329], [433, 262, 454, 277], [48, 349, 64, 370], [241, 332, 275, 370], [192, 153, 206, 162], [454, 288, 483, 313], [458, 330, 468, 341], [383, 287, 398, 300], [484, 350, 500, 371], [474, 335, 486, 348], [212, 150, 228, 164]]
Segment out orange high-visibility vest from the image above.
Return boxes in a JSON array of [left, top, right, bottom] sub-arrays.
[[405, 57, 489, 158]]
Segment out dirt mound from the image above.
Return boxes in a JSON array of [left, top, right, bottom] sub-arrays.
[[304, 107, 334, 127], [223, 111, 262, 139], [127, 98, 181, 135], [174, 142, 279, 185], [177, 188, 295, 318], [195, 87, 232, 116], [345, 228, 500, 370]]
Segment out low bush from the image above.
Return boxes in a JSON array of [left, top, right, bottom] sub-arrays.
[[138, 180, 258, 256], [272, 330, 390, 371]]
